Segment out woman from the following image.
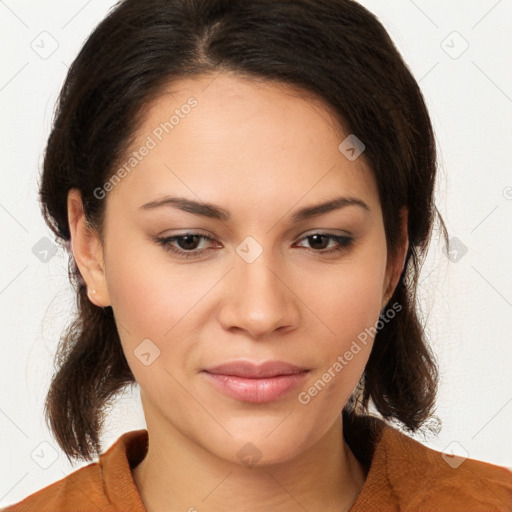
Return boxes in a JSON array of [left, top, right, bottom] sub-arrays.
[[3, 0, 511, 510]]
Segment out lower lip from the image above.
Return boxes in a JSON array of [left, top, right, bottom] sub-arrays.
[[202, 371, 309, 403]]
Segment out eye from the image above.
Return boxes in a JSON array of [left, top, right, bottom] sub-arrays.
[[294, 233, 354, 254], [153, 232, 354, 259], [154, 233, 218, 259]]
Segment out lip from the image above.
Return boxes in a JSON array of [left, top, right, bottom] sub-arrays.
[[201, 361, 310, 403], [204, 360, 309, 378]]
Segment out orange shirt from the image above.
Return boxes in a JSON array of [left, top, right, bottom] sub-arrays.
[[2, 415, 511, 511]]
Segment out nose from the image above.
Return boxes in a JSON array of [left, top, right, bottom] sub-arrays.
[[216, 249, 300, 338]]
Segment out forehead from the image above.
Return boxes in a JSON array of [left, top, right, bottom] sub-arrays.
[[107, 73, 379, 217]]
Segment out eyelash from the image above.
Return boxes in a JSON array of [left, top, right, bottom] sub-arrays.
[[154, 232, 354, 259]]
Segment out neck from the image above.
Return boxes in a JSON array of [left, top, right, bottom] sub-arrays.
[[132, 412, 366, 512]]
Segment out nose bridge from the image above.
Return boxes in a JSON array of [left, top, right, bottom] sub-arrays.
[[218, 236, 298, 336]]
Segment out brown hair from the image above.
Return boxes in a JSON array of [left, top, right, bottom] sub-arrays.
[[40, 0, 448, 462]]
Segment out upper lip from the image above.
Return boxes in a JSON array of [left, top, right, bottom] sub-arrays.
[[203, 361, 309, 378]]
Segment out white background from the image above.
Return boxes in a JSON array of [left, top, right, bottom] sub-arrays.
[[1, 0, 511, 507]]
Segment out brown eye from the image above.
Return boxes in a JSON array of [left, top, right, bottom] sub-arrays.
[[296, 233, 354, 254], [174, 234, 202, 251], [155, 233, 218, 259]]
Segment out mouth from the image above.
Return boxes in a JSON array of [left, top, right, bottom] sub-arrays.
[[201, 360, 310, 403]]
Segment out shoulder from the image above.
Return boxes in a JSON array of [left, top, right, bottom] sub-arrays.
[[344, 412, 512, 511], [1, 429, 148, 512], [1, 461, 106, 512], [374, 419, 512, 510]]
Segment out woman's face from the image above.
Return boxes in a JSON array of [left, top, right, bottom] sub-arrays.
[[75, 73, 406, 465]]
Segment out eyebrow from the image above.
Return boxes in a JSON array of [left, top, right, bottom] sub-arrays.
[[139, 195, 370, 223]]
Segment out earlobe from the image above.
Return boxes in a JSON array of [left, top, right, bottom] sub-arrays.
[[67, 188, 111, 307]]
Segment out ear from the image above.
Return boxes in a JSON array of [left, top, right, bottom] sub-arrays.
[[67, 188, 111, 307], [382, 206, 409, 309]]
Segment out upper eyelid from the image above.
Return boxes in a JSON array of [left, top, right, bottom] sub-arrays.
[[160, 228, 353, 241], [160, 231, 353, 248]]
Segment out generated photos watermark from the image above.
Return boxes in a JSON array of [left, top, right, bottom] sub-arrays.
[[94, 97, 198, 200], [298, 301, 402, 405]]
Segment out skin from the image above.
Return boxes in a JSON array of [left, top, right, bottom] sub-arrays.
[[67, 72, 408, 512]]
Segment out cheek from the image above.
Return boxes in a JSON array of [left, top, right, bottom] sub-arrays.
[[299, 241, 387, 398], [105, 241, 203, 337], [298, 277, 380, 416], [103, 239, 223, 385], [314, 247, 388, 341], [104, 244, 199, 398]]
